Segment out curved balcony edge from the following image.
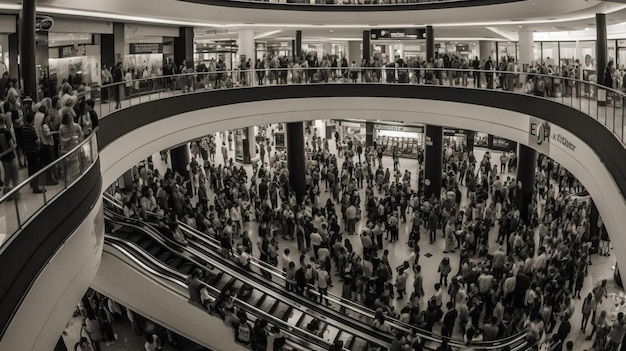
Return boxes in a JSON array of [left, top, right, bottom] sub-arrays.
[[0, 159, 103, 339], [98, 84, 626, 200], [178, 0, 522, 12]]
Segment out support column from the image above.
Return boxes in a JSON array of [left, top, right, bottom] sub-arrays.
[[362, 30, 371, 62], [170, 145, 191, 181], [35, 31, 49, 98], [426, 26, 434, 61], [466, 130, 475, 153], [575, 40, 583, 80], [424, 125, 443, 199], [365, 122, 374, 147], [597, 13, 608, 106], [348, 41, 361, 67], [112, 22, 125, 64], [174, 27, 194, 71], [295, 30, 302, 59], [479, 41, 493, 62], [19, 0, 37, 100], [237, 29, 255, 65], [518, 28, 534, 72], [286, 122, 306, 203], [8, 32, 17, 80], [100, 33, 115, 70], [245, 126, 256, 163], [515, 144, 536, 222]]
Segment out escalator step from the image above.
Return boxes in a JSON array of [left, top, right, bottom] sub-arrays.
[[137, 237, 154, 250], [178, 262, 195, 275], [156, 252, 172, 262], [147, 244, 163, 257], [209, 272, 223, 285], [268, 300, 279, 315], [254, 294, 266, 308], [127, 233, 144, 243], [281, 306, 294, 322], [166, 257, 183, 268]]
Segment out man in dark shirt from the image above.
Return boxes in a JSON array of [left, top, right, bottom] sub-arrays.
[[188, 268, 203, 305], [441, 301, 458, 337], [21, 108, 43, 193], [83, 99, 99, 137], [484, 56, 494, 89]]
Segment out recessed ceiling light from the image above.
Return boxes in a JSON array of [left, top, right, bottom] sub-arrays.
[[330, 29, 334, 33]]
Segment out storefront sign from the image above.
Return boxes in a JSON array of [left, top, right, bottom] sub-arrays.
[[529, 117, 551, 154], [129, 43, 163, 54], [491, 137, 516, 151], [443, 128, 466, 136], [341, 121, 365, 128], [59, 44, 86, 58], [551, 130, 576, 152], [370, 28, 426, 41], [374, 124, 423, 133]]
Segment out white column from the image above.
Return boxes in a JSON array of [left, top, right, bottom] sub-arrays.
[[348, 41, 361, 65], [518, 28, 534, 71], [575, 40, 583, 80], [237, 29, 255, 64], [479, 41, 493, 60]]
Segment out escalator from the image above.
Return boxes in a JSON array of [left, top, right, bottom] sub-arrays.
[[101, 233, 342, 351], [104, 213, 385, 350], [102, 194, 531, 351]]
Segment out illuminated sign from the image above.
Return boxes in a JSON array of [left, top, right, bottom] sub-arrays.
[[370, 28, 426, 41]]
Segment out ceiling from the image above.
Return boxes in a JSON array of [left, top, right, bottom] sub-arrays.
[[1, 0, 626, 42]]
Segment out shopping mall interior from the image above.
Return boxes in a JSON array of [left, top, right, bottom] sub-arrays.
[[1, 1, 626, 351]]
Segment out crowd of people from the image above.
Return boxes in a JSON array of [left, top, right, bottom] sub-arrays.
[[109, 120, 620, 351], [0, 73, 98, 201]]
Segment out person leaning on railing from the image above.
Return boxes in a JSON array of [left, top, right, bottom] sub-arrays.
[[0, 114, 19, 199]]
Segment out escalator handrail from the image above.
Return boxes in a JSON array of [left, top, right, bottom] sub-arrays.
[[104, 238, 342, 351]]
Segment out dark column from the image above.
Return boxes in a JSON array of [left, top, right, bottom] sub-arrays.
[[466, 130, 475, 153], [286, 122, 306, 203], [424, 125, 443, 199], [174, 27, 194, 70], [170, 145, 191, 180], [295, 30, 302, 59], [596, 13, 608, 106], [362, 30, 371, 62], [100, 33, 115, 69], [426, 26, 434, 61], [487, 134, 494, 149], [35, 31, 49, 98], [365, 121, 374, 147], [8, 32, 18, 80], [515, 144, 536, 222], [19, 0, 37, 100], [590, 201, 600, 243]]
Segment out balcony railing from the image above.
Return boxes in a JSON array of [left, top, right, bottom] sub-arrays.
[[0, 132, 99, 251], [82, 67, 624, 145]]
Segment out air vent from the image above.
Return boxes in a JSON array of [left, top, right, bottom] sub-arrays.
[[509, 19, 527, 22], [546, 18, 557, 20]]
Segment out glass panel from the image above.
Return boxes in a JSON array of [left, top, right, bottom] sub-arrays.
[[0, 198, 20, 246], [17, 173, 46, 225], [541, 42, 559, 66], [559, 42, 576, 67]]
